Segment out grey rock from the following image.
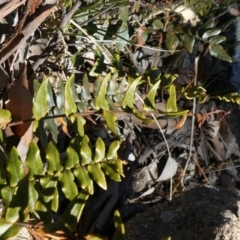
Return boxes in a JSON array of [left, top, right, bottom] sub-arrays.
[[125, 186, 240, 240]]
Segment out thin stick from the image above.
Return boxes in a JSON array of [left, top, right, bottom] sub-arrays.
[[181, 56, 199, 187]]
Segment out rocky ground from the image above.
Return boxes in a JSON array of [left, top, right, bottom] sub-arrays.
[[125, 186, 240, 240]]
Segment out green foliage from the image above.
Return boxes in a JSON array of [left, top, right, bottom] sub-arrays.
[[2, 0, 240, 238], [0, 133, 123, 235]]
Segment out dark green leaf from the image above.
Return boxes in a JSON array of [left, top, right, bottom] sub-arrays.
[[210, 44, 232, 62], [202, 28, 221, 40], [35, 175, 59, 223], [44, 113, 58, 142], [160, 74, 177, 88], [209, 36, 226, 44], [5, 175, 29, 223], [165, 32, 179, 54], [33, 120, 48, 149], [46, 141, 63, 175], [180, 34, 195, 53], [7, 147, 25, 187], [0, 154, 6, 185], [28, 181, 39, 213], [43, 190, 89, 233]]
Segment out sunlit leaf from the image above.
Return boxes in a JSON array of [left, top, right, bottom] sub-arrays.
[[88, 163, 107, 189], [1, 186, 15, 206], [101, 162, 121, 182], [81, 73, 92, 101], [0, 109, 11, 129], [80, 135, 92, 165], [65, 138, 81, 169], [166, 85, 178, 112], [0, 219, 20, 239], [152, 19, 163, 30], [55, 78, 65, 109], [59, 170, 78, 200], [95, 73, 110, 110], [46, 141, 63, 175], [162, 109, 189, 118], [33, 78, 55, 120], [119, 6, 128, 21], [113, 210, 126, 240], [74, 167, 93, 190], [107, 141, 120, 160], [51, 187, 59, 212], [116, 21, 129, 51], [85, 234, 108, 240], [25, 141, 44, 180], [94, 137, 105, 162], [122, 76, 141, 109], [72, 115, 86, 137], [144, 80, 161, 111], [103, 110, 119, 136], [65, 73, 78, 116]]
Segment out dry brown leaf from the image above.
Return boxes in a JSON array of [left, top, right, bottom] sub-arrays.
[[173, 114, 187, 130], [136, 26, 147, 49], [5, 81, 33, 137], [18, 61, 29, 89], [56, 117, 71, 138], [196, 113, 206, 128], [17, 122, 33, 161]]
